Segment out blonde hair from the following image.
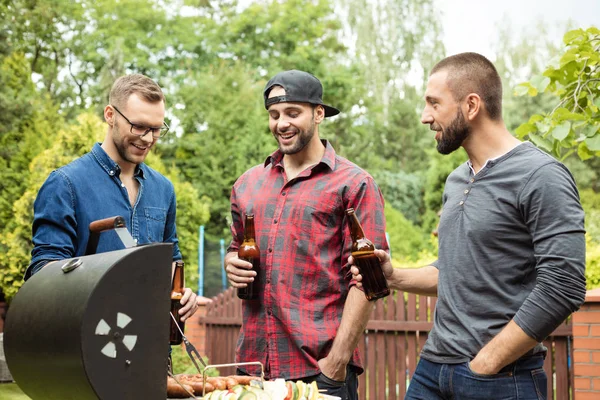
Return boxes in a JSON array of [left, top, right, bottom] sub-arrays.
[[109, 74, 165, 109]]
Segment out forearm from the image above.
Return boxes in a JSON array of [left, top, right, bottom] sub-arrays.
[[472, 320, 539, 373], [328, 286, 374, 366], [388, 265, 438, 296]]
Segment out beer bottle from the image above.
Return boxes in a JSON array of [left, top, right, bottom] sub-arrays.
[[346, 208, 390, 301], [237, 213, 260, 300], [169, 260, 185, 345]]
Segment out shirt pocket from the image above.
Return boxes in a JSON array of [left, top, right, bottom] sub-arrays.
[[144, 207, 167, 243]]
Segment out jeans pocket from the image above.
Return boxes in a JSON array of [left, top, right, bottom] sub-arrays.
[[315, 373, 347, 399], [531, 368, 547, 400], [466, 362, 514, 379]]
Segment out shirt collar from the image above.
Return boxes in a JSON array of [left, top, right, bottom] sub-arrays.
[[263, 139, 336, 171], [91, 142, 146, 179], [467, 141, 528, 175]]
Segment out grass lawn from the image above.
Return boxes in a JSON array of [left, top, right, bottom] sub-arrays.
[[0, 383, 31, 399]]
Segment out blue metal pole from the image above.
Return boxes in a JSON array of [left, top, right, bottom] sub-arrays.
[[220, 238, 227, 291], [198, 225, 204, 296]]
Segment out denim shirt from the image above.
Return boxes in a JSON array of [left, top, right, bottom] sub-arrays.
[[27, 143, 181, 280]]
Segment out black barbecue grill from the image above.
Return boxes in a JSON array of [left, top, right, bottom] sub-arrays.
[[4, 242, 173, 400]]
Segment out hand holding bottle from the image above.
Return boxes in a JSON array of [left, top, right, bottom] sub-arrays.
[[225, 253, 257, 288], [348, 249, 393, 289]]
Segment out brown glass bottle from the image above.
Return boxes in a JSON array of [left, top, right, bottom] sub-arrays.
[[237, 214, 260, 300], [169, 260, 185, 345], [346, 208, 390, 301]]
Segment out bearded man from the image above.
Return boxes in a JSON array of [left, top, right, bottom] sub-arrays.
[[351, 52, 586, 399], [225, 70, 388, 400]]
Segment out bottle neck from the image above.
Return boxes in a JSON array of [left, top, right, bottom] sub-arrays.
[[172, 261, 184, 295], [243, 215, 256, 242], [348, 212, 366, 241]]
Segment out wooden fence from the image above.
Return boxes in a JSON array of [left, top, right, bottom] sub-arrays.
[[200, 288, 573, 399]]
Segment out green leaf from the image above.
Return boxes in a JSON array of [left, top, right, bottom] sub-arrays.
[[582, 124, 599, 138], [529, 133, 553, 152], [560, 52, 578, 67], [527, 86, 538, 96], [551, 122, 571, 141], [585, 134, 600, 151], [515, 123, 535, 138], [563, 29, 584, 45], [530, 75, 551, 93], [535, 120, 551, 136], [578, 142, 594, 160], [552, 139, 562, 157], [514, 84, 529, 97], [553, 108, 587, 121]]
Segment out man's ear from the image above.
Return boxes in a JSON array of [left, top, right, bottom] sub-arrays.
[[104, 105, 114, 125], [314, 105, 325, 124], [464, 93, 482, 121]]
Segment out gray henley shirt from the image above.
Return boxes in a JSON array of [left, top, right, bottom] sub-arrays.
[[421, 142, 587, 364]]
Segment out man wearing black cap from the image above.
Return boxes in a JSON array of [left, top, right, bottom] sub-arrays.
[[224, 70, 388, 399]]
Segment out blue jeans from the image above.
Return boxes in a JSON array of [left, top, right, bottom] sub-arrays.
[[406, 355, 547, 400]]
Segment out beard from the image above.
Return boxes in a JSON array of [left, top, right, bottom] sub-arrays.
[[275, 112, 316, 155], [112, 119, 133, 163], [111, 119, 149, 165], [435, 109, 471, 155]]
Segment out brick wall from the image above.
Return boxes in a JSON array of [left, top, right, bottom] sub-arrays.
[[573, 288, 600, 400], [180, 303, 207, 357]]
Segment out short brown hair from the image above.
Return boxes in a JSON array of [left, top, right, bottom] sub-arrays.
[[109, 74, 165, 109], [431, 52, 502, 120]]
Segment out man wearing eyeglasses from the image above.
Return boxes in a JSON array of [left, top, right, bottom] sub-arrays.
[[26, 74, 208, 318]]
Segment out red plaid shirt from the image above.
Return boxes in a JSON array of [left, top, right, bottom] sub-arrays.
[[228, 140, 387, 380]]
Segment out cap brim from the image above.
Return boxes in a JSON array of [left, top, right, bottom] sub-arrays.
[[323, 104, 340, 117]]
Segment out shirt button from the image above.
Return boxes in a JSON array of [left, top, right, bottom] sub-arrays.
[[470, 178, 475, 183], [459, 201, 464, 205], [281, 192, 286, 196], [268, 248, 273, 253], [267, 309, 272, 315], [273, 219, 277, 224], [266, 279, 271, 284], [121, 183, 126, 188], [464, 189, 469, 194], [109, 170, 115, 176]]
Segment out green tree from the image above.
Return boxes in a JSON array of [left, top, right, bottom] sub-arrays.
[[0, 52, 60, 238], [336, 0, 444, 116], [162, 63, 272, 237], [492, 21, 561, 133], [2, 0, 195, 119], [515, 27, 600, 160], [384, 203, 431, 262]]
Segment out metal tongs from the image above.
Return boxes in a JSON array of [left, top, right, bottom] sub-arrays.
[[170, 311, 207, 373]]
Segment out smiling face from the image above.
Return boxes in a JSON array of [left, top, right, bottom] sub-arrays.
[[267, 86, 323, 155], [106, 93, 165, 166], [421, 70, 471, 154]]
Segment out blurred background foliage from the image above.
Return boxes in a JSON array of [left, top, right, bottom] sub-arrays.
[[0, 0, 598, 300]]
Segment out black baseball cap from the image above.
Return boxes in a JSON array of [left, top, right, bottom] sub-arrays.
[[264, 70, 340, 117]]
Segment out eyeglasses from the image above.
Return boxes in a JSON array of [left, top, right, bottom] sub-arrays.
[[111, 105, 170, 139]]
